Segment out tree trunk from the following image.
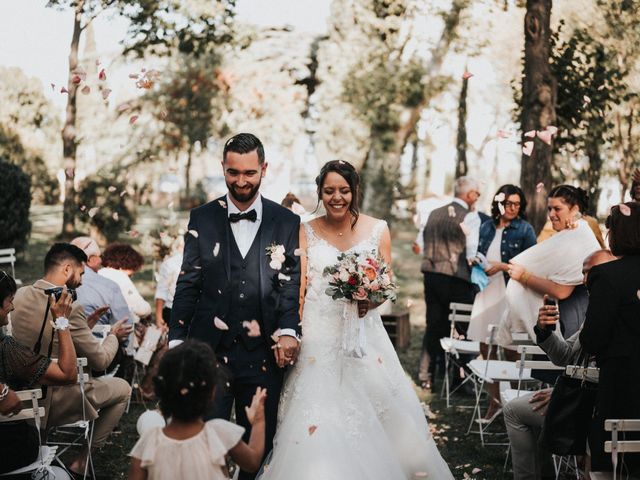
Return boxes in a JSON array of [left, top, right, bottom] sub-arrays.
[[61, 1, 84, 238], [455, 75, 469, 178], [585, 141, 602, 215], [185, 144, 193, 202], [520, 0, 556, 234]]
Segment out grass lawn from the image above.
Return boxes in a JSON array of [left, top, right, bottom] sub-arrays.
[[13, 206, 511, 479]]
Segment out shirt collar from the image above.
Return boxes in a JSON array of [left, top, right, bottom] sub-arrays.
[[226, 193, 263, 221], [452, 197, 469, 210]]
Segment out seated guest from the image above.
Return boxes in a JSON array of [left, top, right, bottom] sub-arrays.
[[0, 271, 78, 474], [71, 236, 132, 344], [154, 237, 183, 333], [504, 249, 615, 480], [580, 202, 640, 474], [10, 244, 132, 476], [99, 243, 152, 325]]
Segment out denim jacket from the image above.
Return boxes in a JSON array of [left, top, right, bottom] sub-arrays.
[[478, 217, 537, 281]]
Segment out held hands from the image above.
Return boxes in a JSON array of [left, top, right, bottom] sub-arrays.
[[49, 288, 73, 319], [507, 261, 526, 281], [537, 295, 559, 330], [245, 387, 267, 426], [272, 335, 300, 368], [529, 388, 552, 415], [111, 318, 133, 343]]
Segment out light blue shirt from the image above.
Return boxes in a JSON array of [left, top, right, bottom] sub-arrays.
[[76, 266, 132, 327]]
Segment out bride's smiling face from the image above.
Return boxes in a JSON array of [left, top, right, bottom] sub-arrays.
[[321, 172, 353, 220]]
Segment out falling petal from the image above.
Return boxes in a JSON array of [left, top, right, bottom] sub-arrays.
[[98, 68, 106, 81], [81, 85, 90, 95], [112, 212, 119, 221], [223, 356, 228, 363], [61, 86, 68, 94], [218, 200, 227, 208], [180, 388, 189, 395], [214, 317, 229, 330], [278, 273, 291, 281], [536, 182, 545, 193], [619, 204, 631, 216], [88, 207, 99, 217], [117, 103, 131, 112], [447, 205, 456, 218], [108, 185, 116, 193], [498, 202, 506, 215], [583, 95, 591, 104], [472, 468, 482, 474], [545, 125, 558, 135], [242, 320, 261, 337], [462, 71, 473, 80], [537, 130, 553, 145], [524, 130, 536, 138], [101, 88, 112, 100], [494, 193, 505, 202], [71, 75, 82, 84], [377, 357, 383, 364], [213, 242, 220, 257], [129, 115, 139, 125], [188, 229, 199, 238], [308, 425, 318, 436], [637, 290, 640, 301], [50, 83, 55, 91], [522, 141, 534, 157]]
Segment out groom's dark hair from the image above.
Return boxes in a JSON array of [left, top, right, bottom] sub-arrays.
[[223, 133, 265, 164]]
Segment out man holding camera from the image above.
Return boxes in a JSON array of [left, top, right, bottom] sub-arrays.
[[11, 243, 132, 476]]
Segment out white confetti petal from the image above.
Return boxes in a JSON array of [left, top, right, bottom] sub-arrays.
[[188, 230, 199, 238], [214, 317, 229, 330], [213, 242, 220, 257]]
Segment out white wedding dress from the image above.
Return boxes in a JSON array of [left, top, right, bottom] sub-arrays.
[[257, 220, 453, 480]]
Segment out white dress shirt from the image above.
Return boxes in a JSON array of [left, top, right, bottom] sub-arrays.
[[227, 194, 262, 258]]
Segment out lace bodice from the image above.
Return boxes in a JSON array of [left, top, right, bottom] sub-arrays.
[[302, 219, 387, 303]]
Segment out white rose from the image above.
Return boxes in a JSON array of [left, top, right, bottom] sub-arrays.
[[339, 270, 350, 282], [276, 253, 286, 263], [275, 245, 285, 255], [269, 260, 282, 270]]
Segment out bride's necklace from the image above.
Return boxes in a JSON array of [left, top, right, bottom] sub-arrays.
[[322, 217, 351, 237]]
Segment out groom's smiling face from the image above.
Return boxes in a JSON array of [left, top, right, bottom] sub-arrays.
[[222, 149, 267, 206]]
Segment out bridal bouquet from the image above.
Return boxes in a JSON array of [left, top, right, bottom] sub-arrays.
[[323, 251, 397, 359], [323, 251, 397, 304]]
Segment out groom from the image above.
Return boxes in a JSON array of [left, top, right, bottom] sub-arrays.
[[169, 133, 301, 479]]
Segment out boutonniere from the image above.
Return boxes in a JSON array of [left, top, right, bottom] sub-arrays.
[[266, 243, 286, 270]]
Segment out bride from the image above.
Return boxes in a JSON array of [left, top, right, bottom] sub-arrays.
[[257, 160, 453, 479]]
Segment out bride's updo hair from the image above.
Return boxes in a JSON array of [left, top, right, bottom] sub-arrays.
[[315, 160, 360, 228], [548, 185, 590, 213]]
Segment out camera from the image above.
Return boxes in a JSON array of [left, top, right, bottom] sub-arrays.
[[44, 287, 77, 302]]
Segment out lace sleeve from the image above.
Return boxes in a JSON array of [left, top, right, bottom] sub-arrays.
[[302, 222, 318, 248], [0, 336, 51, 389], [372, 220, 388, 250]]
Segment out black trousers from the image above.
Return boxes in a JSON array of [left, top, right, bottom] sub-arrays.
[[210, 339, 283, 480], [422, 272, 477, 379]]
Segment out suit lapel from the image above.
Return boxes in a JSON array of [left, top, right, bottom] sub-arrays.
[[211, 196, 231, 282], [259, 199, 276, 298]]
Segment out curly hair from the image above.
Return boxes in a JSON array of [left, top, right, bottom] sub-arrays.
[[153, 340, 222, 421], [101, 243, 144, 271], [315, 160, 360, 228]]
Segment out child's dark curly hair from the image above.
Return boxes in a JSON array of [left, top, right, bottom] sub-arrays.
[[153, 340, 221, 421]]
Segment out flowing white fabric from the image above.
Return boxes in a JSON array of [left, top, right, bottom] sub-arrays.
[[257, 220, 453, 480], [496, 220, 600, 346]]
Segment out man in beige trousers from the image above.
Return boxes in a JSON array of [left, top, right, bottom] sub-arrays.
[[11, 243, 132, 475]]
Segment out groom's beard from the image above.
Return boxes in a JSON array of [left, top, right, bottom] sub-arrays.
[[226, 179, 262, 204]]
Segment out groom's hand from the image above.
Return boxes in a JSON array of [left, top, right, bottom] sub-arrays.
[[273, 335, 300, 367]]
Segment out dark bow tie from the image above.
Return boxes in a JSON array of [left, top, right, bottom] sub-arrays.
[[229, 210, 257, 223]]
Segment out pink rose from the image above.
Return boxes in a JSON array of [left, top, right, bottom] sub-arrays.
[[353, 287, 367, 301]]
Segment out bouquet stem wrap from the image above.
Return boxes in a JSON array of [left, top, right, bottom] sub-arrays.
[[341, 300, 367, 358]]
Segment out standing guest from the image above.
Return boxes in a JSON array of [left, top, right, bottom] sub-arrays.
[[630, 167, 640, 202], [497, 186, 601, 346], [418, 176, 482, 391], [70, 236, 132, 340], [128, 341, 267, 480], [10, 244, 132, 476], [154, 237, 184, 333], [0, 271, 78, 475], [468, 184, 536, 419], [580, 202, 640, 474], [99, 243, 152, 325]]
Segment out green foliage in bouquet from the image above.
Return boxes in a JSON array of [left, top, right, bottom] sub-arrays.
[[77, 176, 136, 242], [0, 159, 31, 251]]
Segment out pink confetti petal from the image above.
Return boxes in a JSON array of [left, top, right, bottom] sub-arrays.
[[619, 204, 631, 216], [472, 468, 482, 474], [545, 125, 558, 135], [218, 200, 227, 208], [101, 88, 112, 100], [522, 141, 534, 156], [129, 115, 139, 125], [214, 317, 229, 330], [242, 320, 261, 337], [71, 74, 82, 85], [80, 85, 90, 95], [60, 86, 68, 94], [447, 205, 456, 218], [536, 182, 545, 193], [98, 68, 106, 81], [308, 425, 318, 436], [462, 71, 473, 80], [537, 130, 553, 145], [494, 193, 505, 202], [524, 130, 536, 138]]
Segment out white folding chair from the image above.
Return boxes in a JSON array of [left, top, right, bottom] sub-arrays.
[[0, 247, 22, 286], [590, 419, 640, 480], [48, 357, 96, 480], [0, 388, 58, 477], [440, 302, 479, 407]]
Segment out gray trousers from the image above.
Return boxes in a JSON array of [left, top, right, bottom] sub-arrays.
[[504, 391, 554, 480]]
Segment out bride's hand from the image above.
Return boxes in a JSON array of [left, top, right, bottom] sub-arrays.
[[357, 300, 370, 318]]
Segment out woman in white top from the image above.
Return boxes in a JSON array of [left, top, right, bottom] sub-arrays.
[[99, 243, 152, 323]]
